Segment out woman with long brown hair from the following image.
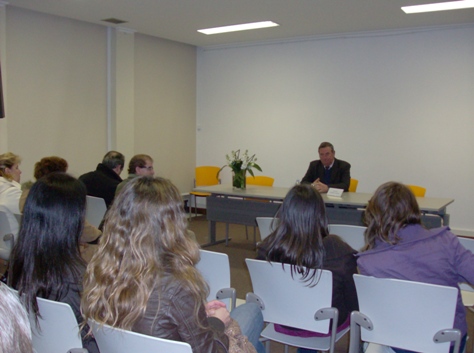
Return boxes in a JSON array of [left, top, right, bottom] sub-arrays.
[[82, 176, 264, 353], [358, 181, 474, 353], [257, 183, 358, 353]]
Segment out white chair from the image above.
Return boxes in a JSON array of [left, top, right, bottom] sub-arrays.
[[457, 236, 474, 353], [0, 209, 15, 261], [85, 196, 107, 228], [255, 217, 279, 242], [89, 320, 192, 353], [29, 296, 86, 353], [328, 224, 367, 251], [349, 274, 461, 353], [196, 249, 236, 310], [245, 259, 348, 353], [458, 237, 474, 306]]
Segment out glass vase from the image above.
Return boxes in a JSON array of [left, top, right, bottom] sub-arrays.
[[232, 169, 247, 189]]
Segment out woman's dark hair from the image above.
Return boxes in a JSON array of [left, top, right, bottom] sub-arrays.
[[9, 172, 86, 319], [259, 183, 328, 285], [364, 181, 422, 249]]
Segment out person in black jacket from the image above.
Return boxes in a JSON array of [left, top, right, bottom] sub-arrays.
[[79, 151, 125, 207], [301, 142, 351, 192]]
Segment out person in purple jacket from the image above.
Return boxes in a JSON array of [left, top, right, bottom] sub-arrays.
[[357, 181, 474, 353]]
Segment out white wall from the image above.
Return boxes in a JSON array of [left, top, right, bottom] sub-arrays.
[[134, 33, 196, 191], [2, 6, 197, 194], [4, 6, 107, 178], [197, 25, 474, 233]]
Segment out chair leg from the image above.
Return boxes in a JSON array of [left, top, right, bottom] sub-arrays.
[[245, 225, 249, 239], [194, 195, 198, 218], [225, 223, 229, 246]]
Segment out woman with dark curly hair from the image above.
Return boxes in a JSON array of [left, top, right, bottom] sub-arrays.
[[19, 156, 101, 246]]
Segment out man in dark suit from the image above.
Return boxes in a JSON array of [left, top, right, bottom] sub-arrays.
[[301, 142, 351, 192], [79, 151, 125, 207]]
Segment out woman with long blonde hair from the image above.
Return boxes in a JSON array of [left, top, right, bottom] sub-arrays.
[[82, 176, 264, 353]]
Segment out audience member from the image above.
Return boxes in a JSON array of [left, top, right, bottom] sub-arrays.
[[19, 156, 101, 245], [0, 152, 22, 236], [82, 176, 265, 353], [257, 183, 358, 353], [301, 142, 351, 192], [9, 173, 99, 353], [357, 181, 474, 353], [79, 150, 125, 207], [0, 282, 33, 353], [115, 154, 155, 195]]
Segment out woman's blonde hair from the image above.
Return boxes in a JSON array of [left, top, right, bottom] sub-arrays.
[[0, 152, 21, 181], [82, 176, 208, 330]]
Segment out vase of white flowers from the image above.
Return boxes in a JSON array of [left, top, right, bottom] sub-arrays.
[[218, 150, 262, 189]]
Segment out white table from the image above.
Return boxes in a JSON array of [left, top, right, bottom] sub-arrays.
[[193, 185, 454, 246]]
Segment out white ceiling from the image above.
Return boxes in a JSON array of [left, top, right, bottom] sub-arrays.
[[5, 0, 474, 47]]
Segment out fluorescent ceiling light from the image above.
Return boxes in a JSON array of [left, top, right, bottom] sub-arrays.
[[198, 21, 279, 35], [402, 0, 474, 13]]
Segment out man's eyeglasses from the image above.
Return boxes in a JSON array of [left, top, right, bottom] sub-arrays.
[[139, 166, 154, 170]]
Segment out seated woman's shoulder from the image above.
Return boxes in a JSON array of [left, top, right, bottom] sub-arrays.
[[324, 234, 357, 254]]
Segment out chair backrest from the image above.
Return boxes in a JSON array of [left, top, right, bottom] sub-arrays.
[[0, 209, 15, 261], [195, 166, 220, 187], [30, 296, 84, 353], [350, 274, 460, 353], [255, 217, 279, 241], [89, 320, 192, 353], [196, 249, 236, 309], [246, 176, 275, 186], [328, 224, 366, 251], [457, 237, 474, 295], [349, 178, 358, 192], [245, 259, 333, 333], [407, 184, 426, 197], [85, 195, 107, 228]]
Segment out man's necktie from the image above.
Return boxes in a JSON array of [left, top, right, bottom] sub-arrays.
[[324, 166, 331, 185]]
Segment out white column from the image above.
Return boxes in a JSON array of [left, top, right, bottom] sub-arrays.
[[107, 26, 135, 159]]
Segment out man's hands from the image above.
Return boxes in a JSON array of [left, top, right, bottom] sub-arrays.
[[312, 178, 329, 193]]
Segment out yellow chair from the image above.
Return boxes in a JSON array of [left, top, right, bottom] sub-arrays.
[[189, 166, 220, 218], [407, 184, 426, 197], [246, 175, 275, 187], [244, 175, 275, 245], [349, 178, 358, 193]]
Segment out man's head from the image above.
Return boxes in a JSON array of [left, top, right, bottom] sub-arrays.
[[318, 142, 335, 167], [128, 154, 155, 176], [102, 151, 125, 176]]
